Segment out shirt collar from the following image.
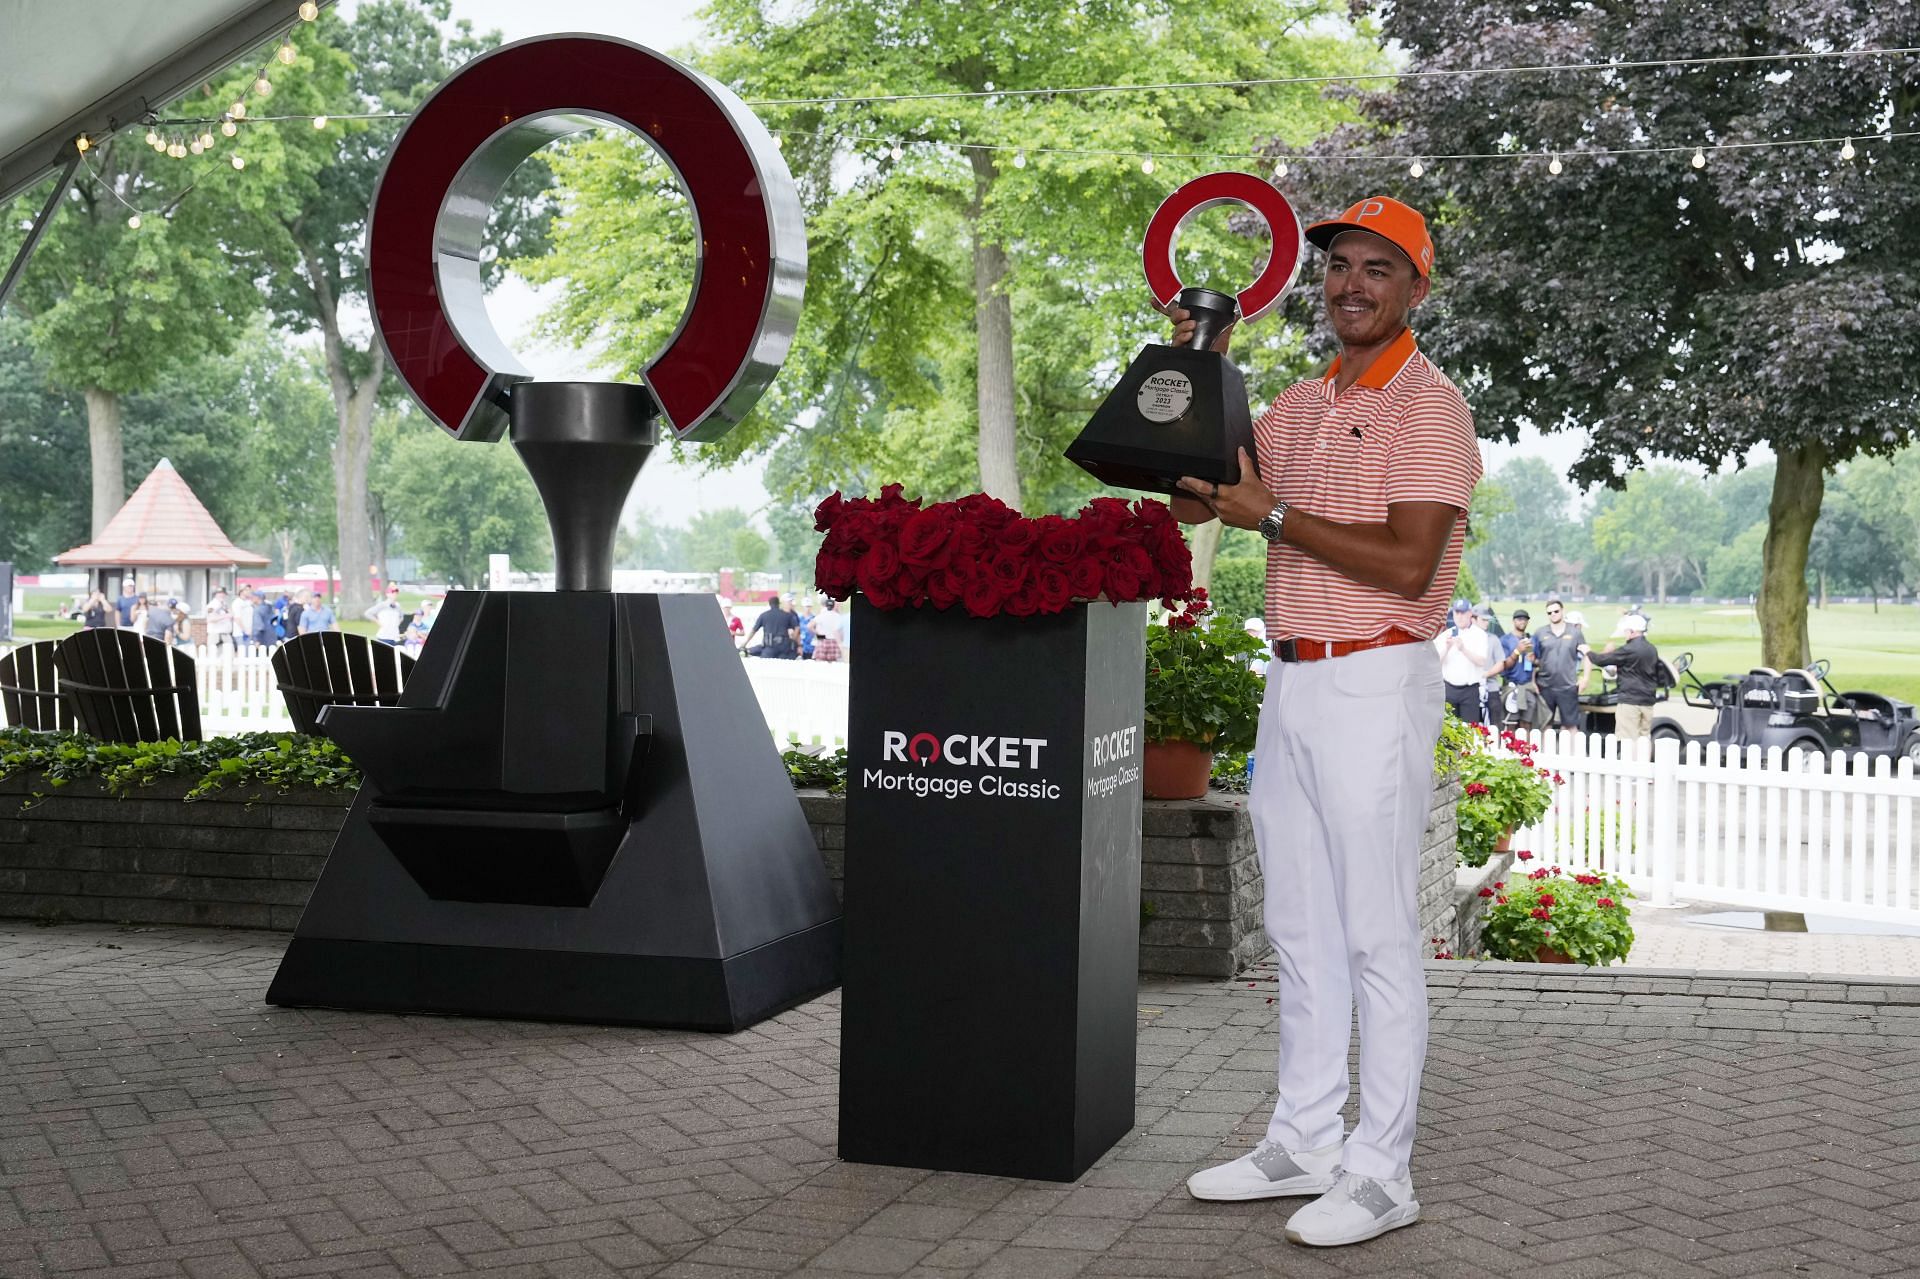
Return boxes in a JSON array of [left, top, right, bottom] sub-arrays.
[[1321, 327, 1418, 393]]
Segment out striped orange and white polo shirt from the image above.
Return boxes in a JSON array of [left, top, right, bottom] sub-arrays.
[[1255, 327, 1481, 643]]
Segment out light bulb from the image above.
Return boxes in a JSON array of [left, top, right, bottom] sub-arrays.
[[231, 155, 246, 170], [221, 120, 238, 137], [1840, 137, 1856, 161], [190, 140, 204, 155], [127, 214, 141, 229], [145, 129, 159, 146], [278, 42, 296, 65], [1141, 157, 1156, 175], [1548, 154, 1563, 175], [313, 115, 328, 129], [1013, 150, 1026, 169], [1691, 147, 1706, 168], [152, 137, 167, 152], [255, 77, 272, 96], [75, 135, 90, 153], [1273, 159, 1289, 177], [171, 143, 187, 158], [298, 1, 318, 19], [1408, 160, 1425, 178], [199, 132, 213, 149], [889, 142, 903, 160], [231, 102, 246, 119]]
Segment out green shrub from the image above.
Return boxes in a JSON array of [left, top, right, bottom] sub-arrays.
[[1480, 866, 1634, 966], [1206, 556, 1266, 628], [0, 728, 360, 801]]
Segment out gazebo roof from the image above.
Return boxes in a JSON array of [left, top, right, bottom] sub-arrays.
[[54, 458, 270, 568]]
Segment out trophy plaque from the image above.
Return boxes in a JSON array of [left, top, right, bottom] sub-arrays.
[[1067, 171, 1303, 495]]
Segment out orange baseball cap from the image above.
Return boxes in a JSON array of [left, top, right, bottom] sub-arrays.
[[1305, 196, 1435, 278]]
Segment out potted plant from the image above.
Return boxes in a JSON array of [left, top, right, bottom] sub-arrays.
[[1455, 722, 1560, 867], [1142, 593, 1266, 799], [1479, 865, 1635, 965]]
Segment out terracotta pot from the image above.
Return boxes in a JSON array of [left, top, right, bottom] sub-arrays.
[[1494, 827, 1515, 853], [1533, 946, 1577, 964], [1143, 738, 1214, 800]]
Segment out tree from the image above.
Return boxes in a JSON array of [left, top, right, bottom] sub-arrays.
[[1466, 457, 1574, 597], [613, 509, 686, 571], [1289, 0, 1920, 666], [683, 508, 763, 573], [220, 1, 553, 614], [4, 137, 264, 535], [374, 425, 550, 588], [0, 317, 87, 568], [1838, 450, 1920, 598], [1589, 467, 1719, 602], [1809, 484, 1908, 606], [1706, 522, 1768, 601], [526, 0, 1382, 515]]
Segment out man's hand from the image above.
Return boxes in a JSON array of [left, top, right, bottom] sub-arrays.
[[1176, 448, 1273, 531]]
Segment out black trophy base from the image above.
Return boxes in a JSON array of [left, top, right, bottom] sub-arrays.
[[1065, 343, 1255, 496], [268, 920, 839, 1031], [837, 598, 1146, 1182], [265, 591, 843, 1033]]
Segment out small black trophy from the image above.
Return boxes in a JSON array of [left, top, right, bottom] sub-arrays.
[[1066, 172, 1304, 496]]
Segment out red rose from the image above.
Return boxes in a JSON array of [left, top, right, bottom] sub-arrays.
[[926, 568, 964, 611], [1033, 564, 1073, 613], [898, 508, 956, 569], [1105, 562, 1141, 601], [962, 577, 1005, 619], [1003, 580, 1042, 618], [1131, 498, 1173, 528], [996, 519, 1040, 554], [1538, 893, 1556, 907], [986, 550, 1030, 593], [813, 491, 844, 532], [863, 579, 903, 611], [956, 493, 1015, 529], [1038, 520, 1088, 565], [1066, 558, 1105, 600], [857, 543, 901, 598]]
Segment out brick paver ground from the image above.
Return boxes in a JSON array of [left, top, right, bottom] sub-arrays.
[[1624, 898, 1920, 977], [4, 922, 1919, 1278]]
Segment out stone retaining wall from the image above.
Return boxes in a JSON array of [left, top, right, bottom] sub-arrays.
[[1, 772, 1460, 979]]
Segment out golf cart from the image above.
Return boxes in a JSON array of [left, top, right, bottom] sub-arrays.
[[1650, 656, 1920, 765]]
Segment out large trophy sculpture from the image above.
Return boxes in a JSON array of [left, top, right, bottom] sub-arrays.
[[266, 36, 837, 1031], [1067, 172, 1303, 494]]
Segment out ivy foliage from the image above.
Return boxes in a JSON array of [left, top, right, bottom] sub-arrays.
[[782, 747, 849, 793], [0, 729, 360, 801]]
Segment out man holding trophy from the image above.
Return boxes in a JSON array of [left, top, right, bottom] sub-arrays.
[[1164, 196, 1481, 1246]]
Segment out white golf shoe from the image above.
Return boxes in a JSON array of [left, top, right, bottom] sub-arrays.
[[1284, 1170, 1419, 1246], [1185, 1138, 1342, 1202]]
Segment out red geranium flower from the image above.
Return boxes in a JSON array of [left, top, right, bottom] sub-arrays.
[[1478, 887, 1494, 898], [1517, 851, 1534, 861], [1531, 908, 1551, 920], [1598, 897, 1616, 909], [1538, 893, 1556, 907]]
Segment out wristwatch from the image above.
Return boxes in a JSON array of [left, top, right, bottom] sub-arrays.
[[1257, 500, 1291, 544]]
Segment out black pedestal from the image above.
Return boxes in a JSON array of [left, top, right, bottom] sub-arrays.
[[266, 591, 842, 1031], [837, 598, 1147, 1181]]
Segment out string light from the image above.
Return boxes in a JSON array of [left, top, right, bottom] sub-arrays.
[[75, 135, 91, 153], [190, 139, 204, 155], [1548, 154, 1563, 175], [126, 214, 141, 229], [1841, 137, 1856, 160], [888, 142, 903, 160], [1140, 157, 1155, 174], [1408, 160, 1425, 177], [231, 102, 246, 119], [278, 42, 297, 65], [200, 132, 215, 149], [254, 77, 273, 96], [221, 120, 238, 137], [313, 115, 328, 129], [1013, 149, 1026, 168], [231, 155, 246, 170], [1273, 159, 1289, 177], [1691, 147, 1707, 168], [298, 0, 318, 19], [145, 129, 159, 146]]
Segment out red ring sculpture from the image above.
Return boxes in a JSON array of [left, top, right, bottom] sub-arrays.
[[366, 35, 805, 442], [1140, 171, 1303, 323]]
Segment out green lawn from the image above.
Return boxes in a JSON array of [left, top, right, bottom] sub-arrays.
[[1494, 600, 1920, 704]]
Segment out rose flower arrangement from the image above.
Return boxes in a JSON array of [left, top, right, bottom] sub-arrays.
[[812, 485, 1195, 617]]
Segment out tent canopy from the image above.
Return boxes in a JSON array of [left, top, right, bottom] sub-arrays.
[[0, 0, 328, 208]]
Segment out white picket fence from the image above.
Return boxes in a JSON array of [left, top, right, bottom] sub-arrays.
[[1512, 730, 1920, 925], [4, 642, 851, 746]]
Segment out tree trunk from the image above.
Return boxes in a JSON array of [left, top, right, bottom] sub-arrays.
[[1817, 568, 1828, 610], [275, 529, 296, 575], [83, 387, 124, 537], [1759, 442, 1826, 669], [1655, 565, 1668, 605], [302, 240, 383, 617], [968, 151, 1021, 507], [370, 501, 391, 588], [1188, 519, 1224, 591]]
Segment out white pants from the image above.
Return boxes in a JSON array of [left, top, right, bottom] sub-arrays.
[[1250, 640, 1443, 1181]]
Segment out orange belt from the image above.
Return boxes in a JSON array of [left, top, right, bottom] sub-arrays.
[[1273, 627, 1427, 664]]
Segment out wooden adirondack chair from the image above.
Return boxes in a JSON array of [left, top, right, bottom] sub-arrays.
[[52, 629, 201, 743], [271, 631, 415, 736], [0, 640, 75, 732]]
